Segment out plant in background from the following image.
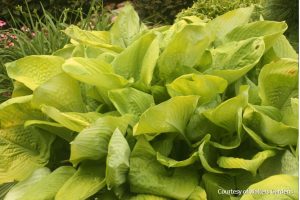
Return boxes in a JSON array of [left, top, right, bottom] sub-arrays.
[[0, 4, 298, 200], [261, 0, 298, 50], [176, 0, 262, 21]]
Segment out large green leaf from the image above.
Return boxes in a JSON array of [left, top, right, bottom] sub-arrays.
[[63, 25, 121, 52], [110, 4, 147, 48], [166, 74, 228, 104], [205, 38, 265, 83], [108, 87, 154, 116], [225, 21, 288, 50], [62, 57, 129, 105], [281, 98, 298, 128], [19, 166, 75, 200], [258, 58, 298, 109], [198, 135, 224, 174], [240, 175, 298, 200], [70, 115, 133, 166], [41, 105, 102, 132], [56, 161, 106, 200], [263, 35, 298, 62], [207, 6, 254, 41], [259, 150, 298, 178], [129, 138, 198, 199], [0, 126, 54, 184], [112, 32, 159, 89], [217, 150, 276, 175], [158, 25, 212, 82], [4, 168, 50, 200], [32, 73, 86, 112], [203, 86, 248, 133], [133, 96, 199, 138], [5, 55, 64, 90], [106, 129, 131, 197], [243, 104, 298, 146], [0, 95, 43, 128]]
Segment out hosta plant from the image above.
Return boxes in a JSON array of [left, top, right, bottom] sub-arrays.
[[0, 4, 298, 200]]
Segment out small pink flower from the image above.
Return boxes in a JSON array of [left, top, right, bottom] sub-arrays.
[[31, 32, 36, 37], [0, 34, 8, 40], [9, 34, 17, 39], [7, 41, 14, 47], [0, 20, 6, 28]]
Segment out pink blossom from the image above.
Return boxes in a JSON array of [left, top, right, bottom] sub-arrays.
[[7, 41, 14, 47], [9, 34, 17, 39], [0, 20, 6, 28], [31, 32, 36, 37]]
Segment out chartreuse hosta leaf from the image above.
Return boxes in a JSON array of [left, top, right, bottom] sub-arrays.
[[205, 37, 265, 83], [133, 96, 199, 139], [207, 6, 254, 41], [217, 150, 276, 176], [224, 21, 288, 50], [70, 115, 133, 166], [258, 58, 298, 110], [198, 135, 224, 174], [203, 85, 248, 133], [56, 161, 106, 200], [110, 4, 147, 48], [11, 82, 32, 98], [0, 95, 43, 128], [112, 32, 159, 89], [0, 126, 55, 184], [259, 150, 298, 178], [41, 105, 102, 132], [281, 98, 298, 128], [240, 175, 298, 200], [4, 168, 50, 200], [106, 129, 131, 197], [24, 120, 75, 142], [5, 55, 64, 91], [108, 87, 154, 116], [158, 24, 212, 82], [0, 95, 55, 184], [243, 104, 298, 146], [129, 137, 198, 199], [62, 57, 129, 105], [166, 74, 228, 104], [16, 166, 75, 200], [63, 25, 122, 52], [264, 35, 298, 62], [32, 73, 86, 112]]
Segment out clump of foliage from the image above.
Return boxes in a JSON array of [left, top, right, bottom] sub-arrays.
[[0, 4, 298, 200], [132, 0, 194, 24], [177, 0, 262, 20]]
